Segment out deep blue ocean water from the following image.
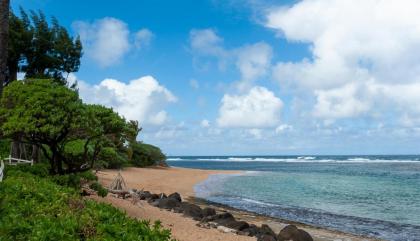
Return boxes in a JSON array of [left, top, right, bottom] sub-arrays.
[[167, 155, 420, 241]]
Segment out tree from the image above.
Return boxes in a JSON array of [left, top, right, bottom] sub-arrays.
[[0, 0, 10, 97], [6, 9, 82, 85], [7, 9, 31, 83], [130, 142, 167, 167], [67, 104, 135, 170], [0, 79, 83, 174], [0, 79, 139, 174]]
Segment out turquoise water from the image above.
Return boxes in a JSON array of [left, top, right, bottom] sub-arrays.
[[167, 156, 420, 241]]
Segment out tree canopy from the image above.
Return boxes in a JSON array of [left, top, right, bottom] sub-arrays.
[[6, 8, 82, 85]]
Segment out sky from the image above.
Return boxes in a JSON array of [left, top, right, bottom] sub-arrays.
[[11, 0, 420, 155]]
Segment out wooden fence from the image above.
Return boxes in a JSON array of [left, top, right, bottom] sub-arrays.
[[0, 156, 33, 182]]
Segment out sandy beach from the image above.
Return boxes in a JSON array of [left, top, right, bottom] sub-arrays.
[[94, 167, 378, 241]]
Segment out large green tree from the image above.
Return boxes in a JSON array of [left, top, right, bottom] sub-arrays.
[[0, 79, 140, 174], [0, 79, 83, 174], [7, 9, 82, 85], [0, 0, 10, 96]]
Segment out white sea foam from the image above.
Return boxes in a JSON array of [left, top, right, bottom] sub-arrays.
[[168, 157, 420, 163], [166, 158, 183, 161]]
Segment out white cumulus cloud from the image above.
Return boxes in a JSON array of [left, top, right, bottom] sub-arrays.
[[217, 86, 283, 128], [78, 75, 177, 126], [134, 28, 154, 49], [73, 18, 131, 67], [267, 0, 420, 122]]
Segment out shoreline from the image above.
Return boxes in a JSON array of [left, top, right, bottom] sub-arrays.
[[96, 167, 379, 241]]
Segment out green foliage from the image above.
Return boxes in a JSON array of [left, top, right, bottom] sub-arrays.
[[4, 163, 50, 178], [5, 164, 97, 190], [97, 147, 128, 169], [0, 139, 10, 159], [0, 79, 83, 174], [89, 182, 108, 197], [7, 8, 82, 84], [0, 80, 139, 174], [0, 171, 173, 240], [130, 142, 167, 167]]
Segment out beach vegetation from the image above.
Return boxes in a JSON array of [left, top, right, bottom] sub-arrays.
[[130, 142, 167, 167], [0, 170, 173, 240]]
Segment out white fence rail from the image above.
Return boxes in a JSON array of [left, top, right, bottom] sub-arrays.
[[4, 155, 33, 166], [0, 156, 33, 182], [0, 159, 4, 182]]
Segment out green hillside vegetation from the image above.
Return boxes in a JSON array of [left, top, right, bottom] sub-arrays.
[[0, 169, 173, 241]]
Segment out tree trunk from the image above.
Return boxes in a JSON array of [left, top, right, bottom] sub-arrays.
[[32, 145, 39, 163], [0, 0, 10, 97], [11, 140, 20, 158]]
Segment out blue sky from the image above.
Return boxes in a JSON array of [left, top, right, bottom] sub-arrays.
[[12, 0, 420, 155]]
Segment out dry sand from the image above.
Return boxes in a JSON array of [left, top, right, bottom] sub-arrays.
[[94, 167, 378, 241]]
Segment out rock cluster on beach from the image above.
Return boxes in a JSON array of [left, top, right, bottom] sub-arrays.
[[125, 189, 314, 241]]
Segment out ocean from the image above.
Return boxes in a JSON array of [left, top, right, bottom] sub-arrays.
[[167, 155, 420, 241]]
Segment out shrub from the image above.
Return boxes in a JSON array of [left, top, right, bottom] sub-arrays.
[[130, 142, 167, 167], [5, 164, 98, 190], [0, 139, 10, 159], [89, 182, 108, 197], [4, 163, 50, 178], [0, 171, 173, 240]]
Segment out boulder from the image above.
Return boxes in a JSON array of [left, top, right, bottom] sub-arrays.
[[150, 199, 160, 207], [242, 224, 260, 236], [258, 234, 277, 241], [202, 207, 216, 217], [158, 193, 167, 199], [224, 220, 250, 231], [202, 212, 235, 223], [260, 224, 276, 237], [181, 202, 203, 220], [295, 229, 313, 241], [172, 206, 184, 213], [147, 193, 160, 202], [168, 192, 182, 202], [158, 197, 181, 210], [277, 225, 313, 241], [138, 191, 152, 200]]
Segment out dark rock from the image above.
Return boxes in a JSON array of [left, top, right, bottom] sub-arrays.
[[147, 193, 160, 202], [138, 191, 152, 200], [224, 220, 250, 231], [277, 225, 313, 241], [202, 207, 216, 217], [242, 224, 260, 236], [181, 202, 203, 220], [295, 229, 313, 241], [172, 206, 184, 213], [258, 234, 277, 241], [202, 212, 235, 222], [158, 193, 167, 199], [168, 192, 182, 202], [260, 224, 276, 236], [158, 197, 181, 210], [277, 225, 298, 241], [237, 230, 251, 236], [150, 200, 160, 207]]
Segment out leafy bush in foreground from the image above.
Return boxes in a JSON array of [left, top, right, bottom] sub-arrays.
[[4, 163, 97, 189], [0, 171, 173, 241], [89, 182, 108, 197]]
